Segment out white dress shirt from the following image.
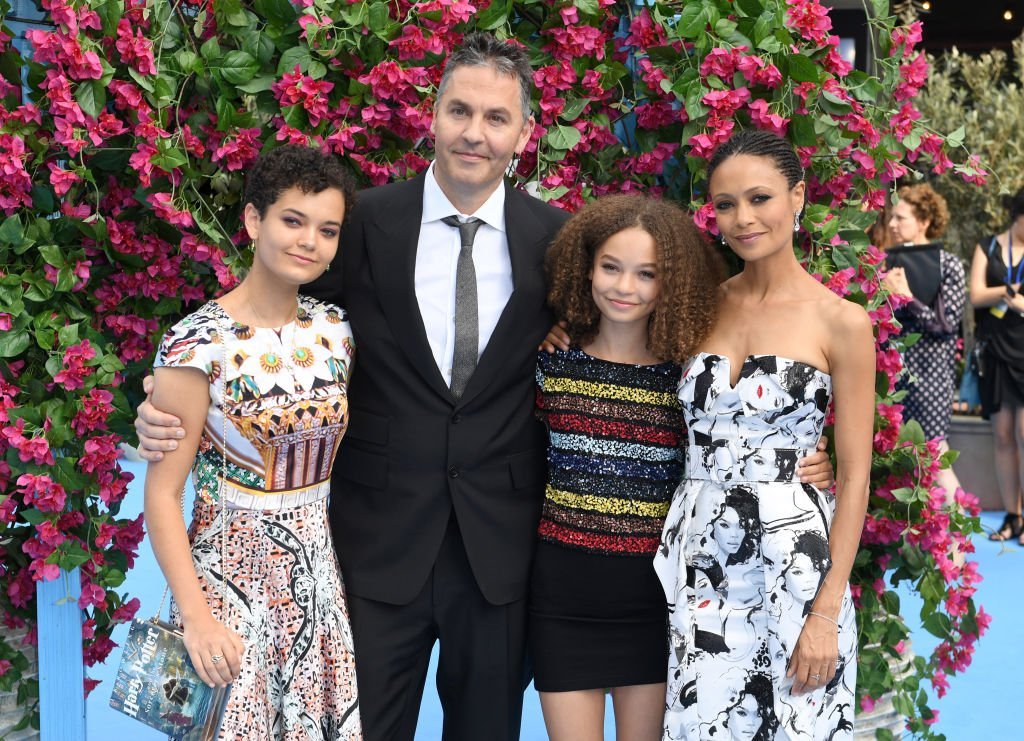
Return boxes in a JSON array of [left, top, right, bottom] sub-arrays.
[[415, 164, 514, 386]]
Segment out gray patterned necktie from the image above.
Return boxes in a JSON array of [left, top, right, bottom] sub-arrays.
[[441, 215, 484, 398]]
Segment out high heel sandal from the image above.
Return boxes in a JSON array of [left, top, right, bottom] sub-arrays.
[[989, 512, 1023, 541]]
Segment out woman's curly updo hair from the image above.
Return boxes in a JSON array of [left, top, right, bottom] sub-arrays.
[[897, 183, 949, 239], [243, 144, 357, 219], [545, 194, 725, 364], [707, 128, 804, 189]]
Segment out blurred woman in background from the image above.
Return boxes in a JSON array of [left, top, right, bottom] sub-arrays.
[[883, 183, 966, 505], [969, 188, 1024, 543]]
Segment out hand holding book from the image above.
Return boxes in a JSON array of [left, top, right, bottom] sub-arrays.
[[182, 610, 245, 688]]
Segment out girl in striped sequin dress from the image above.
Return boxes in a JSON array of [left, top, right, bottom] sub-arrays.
[[528, 195, 724, 740]]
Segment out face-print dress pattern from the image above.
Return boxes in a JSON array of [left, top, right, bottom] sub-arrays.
[[655, 353, 856, 741]]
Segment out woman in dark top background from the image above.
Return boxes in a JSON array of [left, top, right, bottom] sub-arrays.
[[970, 187, 1024, 543]]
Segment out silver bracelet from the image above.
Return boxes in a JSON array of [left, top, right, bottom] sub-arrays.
[[808, 610, 840, 629]]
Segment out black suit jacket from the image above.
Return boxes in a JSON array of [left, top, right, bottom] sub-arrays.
[[305, 174, 570, 606]]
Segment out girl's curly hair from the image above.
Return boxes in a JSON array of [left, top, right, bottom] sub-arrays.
[[545, 194, 725, 364], [897, 183, 949, 239]]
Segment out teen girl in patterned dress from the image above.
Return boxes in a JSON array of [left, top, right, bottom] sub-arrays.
[[144, 146, 362, 740]]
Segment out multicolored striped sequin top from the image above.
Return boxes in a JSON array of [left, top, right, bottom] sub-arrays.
[[535, 348, 685, 556]]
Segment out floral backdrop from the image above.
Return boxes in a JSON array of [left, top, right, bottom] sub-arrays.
[[0, 0, 988, 736]]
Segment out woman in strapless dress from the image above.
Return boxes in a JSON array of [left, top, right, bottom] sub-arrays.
[[656, 130, 874, 740]]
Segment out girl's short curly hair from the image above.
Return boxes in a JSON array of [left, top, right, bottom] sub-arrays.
[[897, 183, 949, 239], [243, 144, 357, 219], [545, 194, 725, 364]]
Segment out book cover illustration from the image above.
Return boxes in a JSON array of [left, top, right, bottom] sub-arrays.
[[109, 618, 230, 740]]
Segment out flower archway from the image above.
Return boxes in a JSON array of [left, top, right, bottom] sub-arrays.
[[0, 0, 986, 735]]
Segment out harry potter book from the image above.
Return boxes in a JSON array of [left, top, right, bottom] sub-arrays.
[[109, 618, 230, 740]]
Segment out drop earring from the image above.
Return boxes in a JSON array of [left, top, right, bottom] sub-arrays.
[[793, 211, 802, 233]]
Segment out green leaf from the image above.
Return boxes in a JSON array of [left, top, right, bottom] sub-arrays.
[[790, 115, 817, 147], [58, 324, 80, 346], [278, 46, 312, 76], [901, 129, 921, 151], [19, 508, 47, 526], [307, 60, 327, 81], [97, 0, 123, 36], [0, 217, 24, 246], [547, 124, 582, 151], [922, 612, 952, 638], [367, 1, 391, 35], [752, 12, 773, 44], [678, 4, 706, 38], [38, 244, 65, 268], [55, 541, 91, 571], [281, 103, 307, 129], [253, 0, 297, 26], [30, 185, 57, 214], [898, 419, 926, 446], [560, 97, 590, 122], [34, 326, 56, 350], [736, 0, 763, 16], [787, 54, 820, 84], [128, 67, 155, 93], [574, 0, 600, 15], [176, 50, 200, 75], [220, 50, 259, 85], [74, 80, 106, 119], [476, 0, 511, 31], [236, 75, 276, 94], [891, 487, 916, 503], [946, 125, 966, 148], [819, 90, 851, 115], [871, 0, 889, 19], [200, 37, 222, 61], [0, 328, 30, 358]]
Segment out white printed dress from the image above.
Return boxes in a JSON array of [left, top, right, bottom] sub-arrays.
[[655, 353, 856, 740]]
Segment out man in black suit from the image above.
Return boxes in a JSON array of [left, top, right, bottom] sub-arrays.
[[137, 33, 568, 740]]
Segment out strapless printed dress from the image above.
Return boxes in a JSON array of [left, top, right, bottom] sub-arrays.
[[654, 353, 856, 740]]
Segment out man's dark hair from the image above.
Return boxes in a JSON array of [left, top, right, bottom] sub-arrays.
[[243, 145, 357, 219], [436, 32, 533, 122]]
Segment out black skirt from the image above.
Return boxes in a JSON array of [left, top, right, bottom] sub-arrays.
[[528, 541, 668, 692]]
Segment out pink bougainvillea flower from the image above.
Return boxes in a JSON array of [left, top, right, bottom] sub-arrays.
[[16, 473, 67, 513], [748, 98, 789, 137], [53, 339, 97, 391], [211, 127, 262, 172], [389, 24, 443, 61], [785, 0, 832, 46]]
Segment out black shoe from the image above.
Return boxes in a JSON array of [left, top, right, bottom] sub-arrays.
[[989, 512, 1023, 541]]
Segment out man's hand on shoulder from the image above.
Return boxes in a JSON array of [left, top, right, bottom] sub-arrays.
[[135, 374, 186, 462]]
